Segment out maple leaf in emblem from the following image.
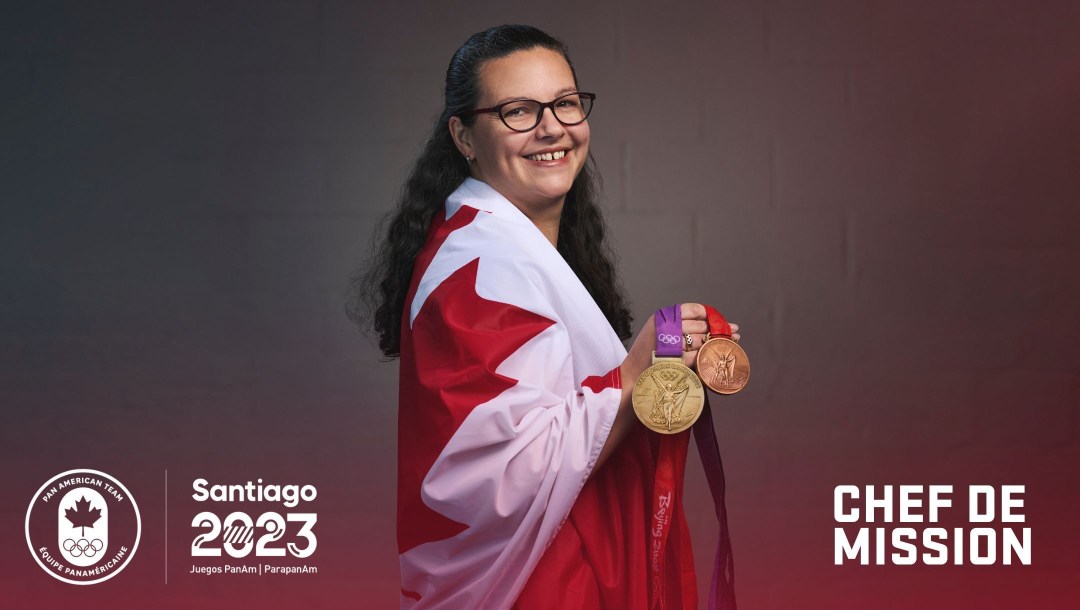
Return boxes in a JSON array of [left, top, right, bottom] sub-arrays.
[[65, 496, 102, 537]]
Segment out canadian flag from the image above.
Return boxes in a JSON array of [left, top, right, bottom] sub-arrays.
[[397, 178, 699, 609]]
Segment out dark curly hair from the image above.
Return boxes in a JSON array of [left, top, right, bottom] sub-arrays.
[[348, 24, 632, 357]]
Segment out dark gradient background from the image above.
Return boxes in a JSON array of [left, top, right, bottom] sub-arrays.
[[2, 2, 1078, 609]]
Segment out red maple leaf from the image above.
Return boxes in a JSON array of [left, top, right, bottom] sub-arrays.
[[396, 209, 556, 554], [65, 496, 102, 537]]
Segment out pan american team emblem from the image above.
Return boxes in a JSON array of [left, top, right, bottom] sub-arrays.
[[26, 469, 141, 585]]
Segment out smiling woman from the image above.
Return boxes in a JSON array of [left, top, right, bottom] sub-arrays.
[[447, 49, 592, 245], [348, 24, 731, 610]]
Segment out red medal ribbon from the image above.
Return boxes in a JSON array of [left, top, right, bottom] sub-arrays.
[[705, 305, 733, 338], [649, 429, 689, 610], [648, 305, 685, 609]]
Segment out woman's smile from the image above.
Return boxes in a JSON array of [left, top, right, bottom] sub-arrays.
[[523, 148, 569, 162]]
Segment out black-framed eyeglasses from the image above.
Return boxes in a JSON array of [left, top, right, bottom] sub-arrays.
[[459, 92, 596, 133]]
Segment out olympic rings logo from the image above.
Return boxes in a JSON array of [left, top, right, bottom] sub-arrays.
[[63, 537, 104, 558], [658, 334, 682, 345]]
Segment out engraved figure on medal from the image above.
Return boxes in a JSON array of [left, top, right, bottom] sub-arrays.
[[648, 368, 690, 431], [709, 349, 736, 387]]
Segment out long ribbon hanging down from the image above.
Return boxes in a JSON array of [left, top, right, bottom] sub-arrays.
[[698, 305, 742, 610], [642, 305, 738, 610], [647, 305, 688, 610]]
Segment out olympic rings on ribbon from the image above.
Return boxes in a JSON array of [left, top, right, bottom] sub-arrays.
[[657, 333, 682, 345]]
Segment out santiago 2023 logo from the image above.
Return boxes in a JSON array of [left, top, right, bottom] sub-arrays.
[[26, 469, 141, 585]]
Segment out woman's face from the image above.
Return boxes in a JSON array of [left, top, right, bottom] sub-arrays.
[[452, 47, 590, 215]]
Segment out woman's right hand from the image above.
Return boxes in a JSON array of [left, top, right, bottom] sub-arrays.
[[621, 303, 714, 379], [598, 303, 717, 472]]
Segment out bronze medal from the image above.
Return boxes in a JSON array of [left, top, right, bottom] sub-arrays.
[[632, 356, 706, 434], [697, 335, 750, 394]]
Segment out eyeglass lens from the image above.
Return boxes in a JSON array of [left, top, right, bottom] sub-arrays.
[[499, 94, 593, 131]]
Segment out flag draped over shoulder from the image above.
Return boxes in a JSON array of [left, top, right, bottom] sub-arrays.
[[397, 178, 698, 610]]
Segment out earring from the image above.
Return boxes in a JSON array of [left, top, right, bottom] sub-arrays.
[[465, 154, 474, 165]]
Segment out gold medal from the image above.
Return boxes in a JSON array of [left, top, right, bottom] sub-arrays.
[[632, 354, 706, 434], [697, 335, 750, 394]]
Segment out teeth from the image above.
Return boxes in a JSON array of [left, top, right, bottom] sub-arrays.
[[527, 150, 567, 161]]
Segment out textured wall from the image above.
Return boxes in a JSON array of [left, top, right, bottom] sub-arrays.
[[2, 2, 1078, 609]]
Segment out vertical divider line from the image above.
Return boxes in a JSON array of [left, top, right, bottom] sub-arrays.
[[165, 468, 168, 585]]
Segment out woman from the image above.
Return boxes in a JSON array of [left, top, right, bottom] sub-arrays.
[[352, 25, 739, 610]]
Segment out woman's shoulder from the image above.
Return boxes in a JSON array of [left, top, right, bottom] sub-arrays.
[[444, 207, 548, 283], [408, 202, 553, 325], [439, 179, 553, 279]]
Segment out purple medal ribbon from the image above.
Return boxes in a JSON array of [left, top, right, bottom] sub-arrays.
[[654, 304, 683, 358], [695, 396, 737, 610]]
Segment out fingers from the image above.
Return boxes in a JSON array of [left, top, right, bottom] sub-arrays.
[[681, 304, 739, 338], [679, 302, 707, 320], [671, 304, 745, 350], [681, 319, 708, 334], [634, 307, 744, 374], [679, 311, 740, 339], [682, 333, 709, 350], [686, 330, 738, 345]]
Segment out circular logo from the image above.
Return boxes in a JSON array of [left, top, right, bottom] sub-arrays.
[[25, 469, 141, 585]]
